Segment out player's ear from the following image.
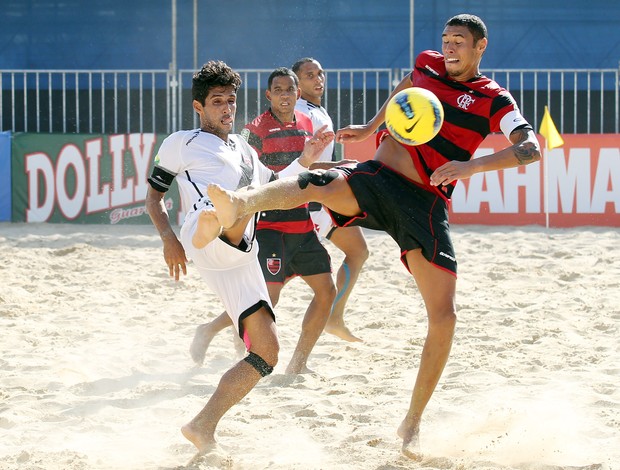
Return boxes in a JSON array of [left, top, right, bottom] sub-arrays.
[[476, 37, 488, 54], [265, 89, 272, 101], [296, 87, 301, 100], [192, 100, 203, 114]]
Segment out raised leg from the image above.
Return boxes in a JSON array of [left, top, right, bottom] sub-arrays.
[[207, 172, 361, 229]]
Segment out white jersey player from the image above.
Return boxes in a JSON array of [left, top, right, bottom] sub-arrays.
[[151, 131, 274, 335], [295, 97, 335, 163], [145, 60, 333, 459], [292, 58, 369, 343]]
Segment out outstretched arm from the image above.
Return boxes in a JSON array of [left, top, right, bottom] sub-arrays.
[[145, 186, 188, 281], [429, 127, 542, 188], [298, 124, 336, 167], [276, 125, 335, 179]]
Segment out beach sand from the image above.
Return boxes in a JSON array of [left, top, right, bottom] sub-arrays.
[[0, 222, 618, 470]]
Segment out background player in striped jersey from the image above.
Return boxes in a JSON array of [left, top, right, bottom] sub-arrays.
[[145, 60, 333, 459], [190, 67, 339, 374], [206, 15, 542, 460], [293, 57, 369, 343]]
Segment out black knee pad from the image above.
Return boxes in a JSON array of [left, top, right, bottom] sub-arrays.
[[244, 351, 274, 377], [297, 170, 339, 190]]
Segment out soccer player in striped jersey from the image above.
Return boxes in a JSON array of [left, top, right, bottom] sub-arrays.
[[206, 15, 542, 460], [190, 68, 338, 375], [245, 67, 338, 373]]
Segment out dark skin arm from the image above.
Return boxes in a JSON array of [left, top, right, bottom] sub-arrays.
[[145, 185, 188, 281], [430, 127, 542, 188]]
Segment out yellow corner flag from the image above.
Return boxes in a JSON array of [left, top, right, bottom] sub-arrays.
[[539, 105, 564, 150]]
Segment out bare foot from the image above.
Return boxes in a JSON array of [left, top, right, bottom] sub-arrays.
[[285, 363, 314, 375], [181, 422, 217, 454], [184, 431, 232, 469], [189, 324, 216, 365], [192, 209, 222, 249], [207, 184, 240, 229], [397, 419, 423, 461], [324, 319, 363, 342]]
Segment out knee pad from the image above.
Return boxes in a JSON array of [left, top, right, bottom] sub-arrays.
[[297, 170, 339, 190], [244, 351, 274, 377]]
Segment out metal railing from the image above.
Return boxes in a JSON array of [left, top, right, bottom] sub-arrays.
[[2, 67, 618, 135], [483, 69, 619, 133]]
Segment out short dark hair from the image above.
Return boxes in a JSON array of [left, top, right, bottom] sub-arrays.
[[192, 60, 242, 104], [445, 14, 488, 43], [267, 67, 299, 90], [291, 57, 316, 75]]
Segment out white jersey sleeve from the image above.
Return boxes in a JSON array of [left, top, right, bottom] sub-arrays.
[[154, 131, 186, 175], [295, 98, 335, 162]]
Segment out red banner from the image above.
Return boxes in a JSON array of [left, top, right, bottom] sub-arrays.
[[343, 134, 620, 227]]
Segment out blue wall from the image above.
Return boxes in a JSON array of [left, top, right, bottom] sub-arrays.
[[1, 0, 618, 70]]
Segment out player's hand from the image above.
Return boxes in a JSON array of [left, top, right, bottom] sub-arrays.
[[336, 124, 373, 144], [430, 160, 475, 187], [162, 234, 188, 281], [299, 125, 335, 167]]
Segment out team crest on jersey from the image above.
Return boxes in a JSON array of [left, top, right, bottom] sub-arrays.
[[266, 258, 281, 275], [241, 151, 253, 168], [457, 94, 475, 110]]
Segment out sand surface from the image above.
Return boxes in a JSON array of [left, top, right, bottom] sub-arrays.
[[0, 222, 618, 470]]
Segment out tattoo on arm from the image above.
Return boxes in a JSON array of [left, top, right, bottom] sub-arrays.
[[514, 142, 538, 164], [510, 128, 540, 165]]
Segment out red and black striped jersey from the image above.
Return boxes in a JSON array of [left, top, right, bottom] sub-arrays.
[[241, 109, 315, 233], [408, 50, 529, 199]]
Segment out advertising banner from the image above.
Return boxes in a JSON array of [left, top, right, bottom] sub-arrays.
[[344, 134, 620, 227], [9, 133, 619, 227], [11, 133, 182, 225]]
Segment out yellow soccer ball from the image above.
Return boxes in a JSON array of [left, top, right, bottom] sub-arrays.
[[385, 87, 444, 146]]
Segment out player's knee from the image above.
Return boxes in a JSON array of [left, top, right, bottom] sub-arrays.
[[297, 169, 339, 190], [350, 243, 370, 264], [429, 308, 457, 331], [313, 281, 337, 306], [244, 351, 277, 377]]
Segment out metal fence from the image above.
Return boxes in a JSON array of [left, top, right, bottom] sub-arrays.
[[1, 67, 618, 135]]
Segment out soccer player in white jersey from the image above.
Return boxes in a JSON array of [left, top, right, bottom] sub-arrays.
[[145, 60, 333, 460], [293, 57, 369, 342]]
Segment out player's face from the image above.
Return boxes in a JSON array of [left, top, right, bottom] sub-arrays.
[[193, 85, 237, 140], [296, 60, 325, 105], [266, 75, 301, 122], [441, 25, 487, 81]]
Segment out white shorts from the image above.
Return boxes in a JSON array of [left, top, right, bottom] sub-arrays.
[[310, 206, 336, 239], [180, 205, 274, 337]]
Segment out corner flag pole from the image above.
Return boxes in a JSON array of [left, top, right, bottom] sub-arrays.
[[538, 106, 564, 229]]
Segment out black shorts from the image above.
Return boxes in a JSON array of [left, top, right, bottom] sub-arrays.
[[257, 229, 332, 284], [330, 160, 457, 275]]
